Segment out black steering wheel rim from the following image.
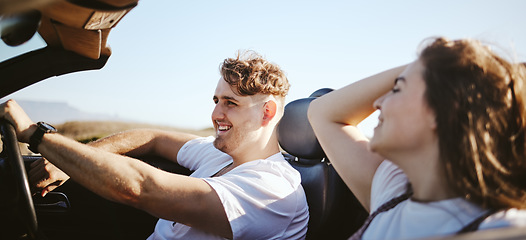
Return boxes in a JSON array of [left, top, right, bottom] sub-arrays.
[[0, 120, 37, 239]]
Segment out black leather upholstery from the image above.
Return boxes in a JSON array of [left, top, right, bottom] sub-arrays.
[[278, 97, 325, 160], [278, 89, 367, 239], [309, 88, 334, 98]]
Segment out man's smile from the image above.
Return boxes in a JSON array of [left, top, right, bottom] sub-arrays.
[[216, 121, 232, 133]]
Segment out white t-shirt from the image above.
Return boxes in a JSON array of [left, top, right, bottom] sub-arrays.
[[147, 136, 309, 240], [362, 160, 526, 240]]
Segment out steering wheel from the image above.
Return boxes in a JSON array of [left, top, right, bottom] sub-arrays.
[[0, 120, 37, 239]]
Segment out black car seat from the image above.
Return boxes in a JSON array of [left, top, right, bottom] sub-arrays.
[[277, 88, 368, 239]]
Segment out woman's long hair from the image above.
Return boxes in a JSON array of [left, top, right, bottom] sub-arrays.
[[420, 37, 526, 209]]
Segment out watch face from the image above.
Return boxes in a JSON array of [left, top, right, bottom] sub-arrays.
[[38, 122, 56, 132]]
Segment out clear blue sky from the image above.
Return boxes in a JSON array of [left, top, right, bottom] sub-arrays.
[[1, 0, 526, 136]]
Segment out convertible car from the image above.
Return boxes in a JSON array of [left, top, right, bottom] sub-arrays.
[[0, 1, 525, 240], [0, 1, 367, 239]]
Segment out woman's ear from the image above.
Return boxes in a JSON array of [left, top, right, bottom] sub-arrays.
[[427, 107, 437, 130], [262, 100, 277, 126]]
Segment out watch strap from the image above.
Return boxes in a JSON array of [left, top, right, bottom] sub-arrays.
[[28, 122, 56, 153]]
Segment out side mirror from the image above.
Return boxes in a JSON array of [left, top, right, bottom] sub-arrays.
[[1, 10, 41, 46]]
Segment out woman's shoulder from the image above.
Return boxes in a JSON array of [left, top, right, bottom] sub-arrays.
[[370, 160, 410, 211]]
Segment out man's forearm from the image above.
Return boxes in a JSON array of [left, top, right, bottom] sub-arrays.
[[88, 129, 159, 156], [38, 132, 152, 203], [90, 129, 199, 163]]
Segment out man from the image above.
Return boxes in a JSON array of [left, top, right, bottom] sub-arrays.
[[0, 51, 309, 239]]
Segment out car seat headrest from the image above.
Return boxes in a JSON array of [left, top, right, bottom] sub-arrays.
[[278, 88, 333, 160], [309, 88, 334, 98]]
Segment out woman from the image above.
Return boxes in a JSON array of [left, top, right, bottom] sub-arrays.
[[308, 37, 526, 239]]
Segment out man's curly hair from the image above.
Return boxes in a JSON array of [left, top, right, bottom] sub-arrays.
[[220, 51, 290, 100]]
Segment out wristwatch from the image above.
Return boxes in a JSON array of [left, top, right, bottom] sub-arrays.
[[29, 121, 57, 153]]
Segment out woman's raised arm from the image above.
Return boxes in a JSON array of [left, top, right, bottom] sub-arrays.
[[308, 65, 406, 211]]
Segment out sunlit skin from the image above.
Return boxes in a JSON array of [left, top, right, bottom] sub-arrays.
[[211, 78, 280, 165]]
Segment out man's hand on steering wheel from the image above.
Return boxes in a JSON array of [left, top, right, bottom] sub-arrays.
[[0, 99, 71, 197], [0, 99, 37, 144]]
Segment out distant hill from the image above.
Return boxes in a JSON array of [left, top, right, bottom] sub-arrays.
[[16, 100, 124, 125], [11, 100, 215, 142], [57, 121, 214, 142]]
